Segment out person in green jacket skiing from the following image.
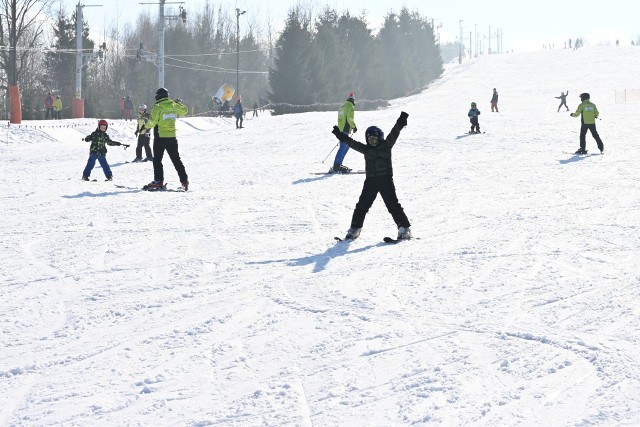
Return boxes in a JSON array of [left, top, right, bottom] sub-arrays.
[[331, 92, 357, 173], [143, 87, 190, 190], [570, 92, 604, 154]]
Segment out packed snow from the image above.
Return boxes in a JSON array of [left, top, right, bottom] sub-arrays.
[[2, 46, 640, 426]]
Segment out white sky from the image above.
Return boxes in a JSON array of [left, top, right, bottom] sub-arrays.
[[59, 0, 640, 52]]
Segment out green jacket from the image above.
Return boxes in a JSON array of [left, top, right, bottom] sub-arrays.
[[84, 129, 120, 155], [337, 100, 356, 134], [145, 97, 188, 138], [136, 112, 151, 136], [571, 100, 599, 124]]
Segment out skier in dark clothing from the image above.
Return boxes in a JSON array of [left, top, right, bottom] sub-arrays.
[[490, 88, 499, 112], [556, 91, 569, 112], [234, 99, 244, 128], [331, 111, 412, 241], [81, 119, 129, 181], [468, 102, 481, 133]]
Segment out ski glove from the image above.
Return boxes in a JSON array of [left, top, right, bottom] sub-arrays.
[[353, 127, 358, 134], [332, 125, 345, 140], [397, 111, 409, 127]]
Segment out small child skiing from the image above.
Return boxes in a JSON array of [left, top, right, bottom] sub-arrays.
[[81, 119, 128, 181], [331, 111, 412, 241], [132, 104, 153, 162], [468, 102, 481, 134], [556, 90, 569, 112]]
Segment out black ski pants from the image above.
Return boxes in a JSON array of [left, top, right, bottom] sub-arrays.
[[153, 137, 188, 183], [136, 134, 152, 159], [579, 123, 604, 152], [470, 117, 480, 133], [351, 175, 411, 229]]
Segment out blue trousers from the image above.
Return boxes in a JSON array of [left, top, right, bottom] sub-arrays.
[[83, 153, 112, 178], [333, 132, 350, 166]]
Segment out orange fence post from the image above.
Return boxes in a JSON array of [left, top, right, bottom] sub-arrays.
[[9, 85, 22, 124]]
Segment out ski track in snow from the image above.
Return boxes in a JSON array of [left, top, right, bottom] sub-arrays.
[[2, 47, 640, 425]]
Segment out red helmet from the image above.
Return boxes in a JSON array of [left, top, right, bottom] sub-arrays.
[[98, 119, 108, 129]]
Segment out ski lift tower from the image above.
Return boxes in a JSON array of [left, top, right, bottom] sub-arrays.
[[73, 2, 102, 118], [140, 0, 187, 89]]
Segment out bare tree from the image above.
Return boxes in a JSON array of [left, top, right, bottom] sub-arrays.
[[0, 0, 54, 119]]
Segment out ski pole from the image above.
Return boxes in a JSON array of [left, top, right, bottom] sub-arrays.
[[322, 142, 339, 163]]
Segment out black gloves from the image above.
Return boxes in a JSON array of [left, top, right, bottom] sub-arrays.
[[123, 144, 130, 149], [81, 138, 85, 141], [397, 111, 409, 127], [353, 127, 358, 134], [175, 98, 182, 103], [332, 125, 344, 140], [134, 130, 139, 137]]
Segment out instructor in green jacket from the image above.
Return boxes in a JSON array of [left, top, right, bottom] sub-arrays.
[[143, 87, 190, 191], [570, 92, 604, 155], [331, 92, 357, 173]]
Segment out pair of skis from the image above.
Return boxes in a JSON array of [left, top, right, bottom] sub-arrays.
[[334, 236, 411, 244]]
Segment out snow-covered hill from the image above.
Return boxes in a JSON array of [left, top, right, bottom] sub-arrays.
[[2, 46, 640, 426]]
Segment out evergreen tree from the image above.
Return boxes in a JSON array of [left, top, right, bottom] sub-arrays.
[[268, 8, 312, 104]]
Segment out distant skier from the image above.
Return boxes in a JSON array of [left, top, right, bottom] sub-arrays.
[[234, 98, 244, 128], [132, 104, 153, 162], [468, 102, 481, 133], [331, 111, 412, 241], [570, 93, 604, 154], [490, 88, 499, 112], [556, 91, 569, 112], [331, 92, 357, 173], [81, 119, 128, 181]]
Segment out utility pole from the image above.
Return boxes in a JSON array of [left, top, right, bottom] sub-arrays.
[[459, 20, 463, 64], [236, 8, 246, 99], [73, 2, 102, 119]]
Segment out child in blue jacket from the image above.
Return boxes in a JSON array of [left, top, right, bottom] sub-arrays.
[[468, 102, 481, 134]]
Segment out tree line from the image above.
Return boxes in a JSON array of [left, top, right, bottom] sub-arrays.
[[1, 1, 443, 120]]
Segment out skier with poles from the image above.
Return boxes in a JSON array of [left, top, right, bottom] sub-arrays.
[[81, 119, 129, 181], [330, 92, 357, 173], [331, 111, 412, 241]]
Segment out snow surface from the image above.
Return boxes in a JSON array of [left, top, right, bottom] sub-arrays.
[[2, 46, 640, 426]]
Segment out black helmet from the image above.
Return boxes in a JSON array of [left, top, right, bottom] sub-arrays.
[[155, 87, 169, 101], [579, 93, 590, 101], [365, 126, 384, 147]]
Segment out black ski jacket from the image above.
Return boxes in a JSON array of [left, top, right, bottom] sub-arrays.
[[335, 113, 407, 178]]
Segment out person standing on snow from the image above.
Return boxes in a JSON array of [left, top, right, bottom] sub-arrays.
[[81, 119, 128, 181], [490, 88, 499, 112], [124, 96, 135, 121], [44, 92, 54, 119], [331, 111, 412, 241], [53, 95, 63, 119], [234, 98, 244, 128], [132, 104, 153, 162], [468, 102, 481, 134], [143, 87, 190, 191], [556, 91, 569, 112], [570, 92, 604, 154], [331, 92, 357, 173]]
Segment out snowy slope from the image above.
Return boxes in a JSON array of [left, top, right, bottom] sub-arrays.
[[1, 46, 640, 426]]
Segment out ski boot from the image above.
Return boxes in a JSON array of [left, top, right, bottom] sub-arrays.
[[81, 176, 90, 181], [143, 180, 164, 190], [181, 180, 189, 191], [331, 164, 352, 174], [131, 157, 143, 163], [345, 227, 361, 240], [397, 226, 412, 240], [105, 176, 113, 181], [574, 149, 588, 155]]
